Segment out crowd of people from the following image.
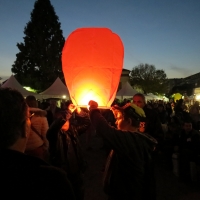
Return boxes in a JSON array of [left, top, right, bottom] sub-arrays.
[[1, 87, 200, 200], [118, 95, 200, 182]]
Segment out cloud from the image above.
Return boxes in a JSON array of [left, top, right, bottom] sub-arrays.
[[169, 64, 191, 78]]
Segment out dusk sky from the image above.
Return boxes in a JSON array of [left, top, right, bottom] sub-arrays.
[[0, 0, 200, 82]]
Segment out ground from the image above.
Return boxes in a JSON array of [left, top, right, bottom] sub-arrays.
[[79, 132, 200, 200]]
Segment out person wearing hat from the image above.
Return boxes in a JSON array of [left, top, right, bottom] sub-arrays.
[[88, 100, 157, 200]]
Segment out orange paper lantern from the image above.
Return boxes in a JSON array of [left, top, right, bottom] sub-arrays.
[[62, 27, 124, 108]]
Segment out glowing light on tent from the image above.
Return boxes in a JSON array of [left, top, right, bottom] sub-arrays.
[[23, 86, 37, 93], [62, 27, 124, 108]]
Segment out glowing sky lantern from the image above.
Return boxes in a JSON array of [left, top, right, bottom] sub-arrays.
[[62, 28, 124, 108]]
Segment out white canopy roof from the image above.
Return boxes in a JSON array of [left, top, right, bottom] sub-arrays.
[[146, 93, 160, 100], [145, 93, 168, 102], [39, 77, 70, 99], [116, 81, 138, 100], [1, 75, 37, 97]]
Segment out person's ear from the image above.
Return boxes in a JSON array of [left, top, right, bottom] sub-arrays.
[[127, 118, 132, 125], [139, 121, 146, 133]]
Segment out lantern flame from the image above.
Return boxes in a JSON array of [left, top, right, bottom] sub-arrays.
[[71, 88, 107, 108]]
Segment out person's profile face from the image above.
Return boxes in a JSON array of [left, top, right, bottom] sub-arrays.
[[133, 96, 145, 108], [183, 123, 192, 133], [158, 106, 163, 111], [115, 112, 128, 130]]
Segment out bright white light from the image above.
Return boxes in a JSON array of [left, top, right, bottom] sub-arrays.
[[62, 95, 66, 99], [196, 95, 200, 100]]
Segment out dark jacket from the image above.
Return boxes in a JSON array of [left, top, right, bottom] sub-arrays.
[[89, 109, 157, 200], [157, 110, 168, 124], [47, 110, 90, 174], [178, 129, 200, 162], [1, 149, 75, 200], [47, 110, 90, 200], [143, 105, 163, 141]]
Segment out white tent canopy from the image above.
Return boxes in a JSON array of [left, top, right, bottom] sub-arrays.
[[162, 96, 169, 102], [147, 93, 158, 98], [39, 77, 70, 99], [144, 94, 154, 101], [1, 75, 38, 97], [116, 81, 138, 100], [145, 93, 169, 102]]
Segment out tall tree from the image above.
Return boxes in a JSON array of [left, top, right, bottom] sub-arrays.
[[11, 0, 65, 91], [129, 63, 167, 95]]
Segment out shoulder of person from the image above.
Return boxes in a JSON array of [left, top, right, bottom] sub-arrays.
[[29, 107, 47, 117], [27, 160, 75, 199], [191, 129, 200, 137]]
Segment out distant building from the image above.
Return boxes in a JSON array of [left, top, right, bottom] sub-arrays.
[[118, 69, 130, 90]]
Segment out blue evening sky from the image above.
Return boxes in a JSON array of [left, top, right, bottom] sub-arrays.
[[0, 0, 200, 82]]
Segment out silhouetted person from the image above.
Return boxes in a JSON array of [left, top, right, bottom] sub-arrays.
[[47, 104, 90, 200], [133, 93, 163, 149], [0, 88, 75, 200], [88, 100, 157, 200]]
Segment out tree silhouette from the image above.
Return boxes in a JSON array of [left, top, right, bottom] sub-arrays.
[[11, 0, 65, 91], [129, 63, 167, 95]]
